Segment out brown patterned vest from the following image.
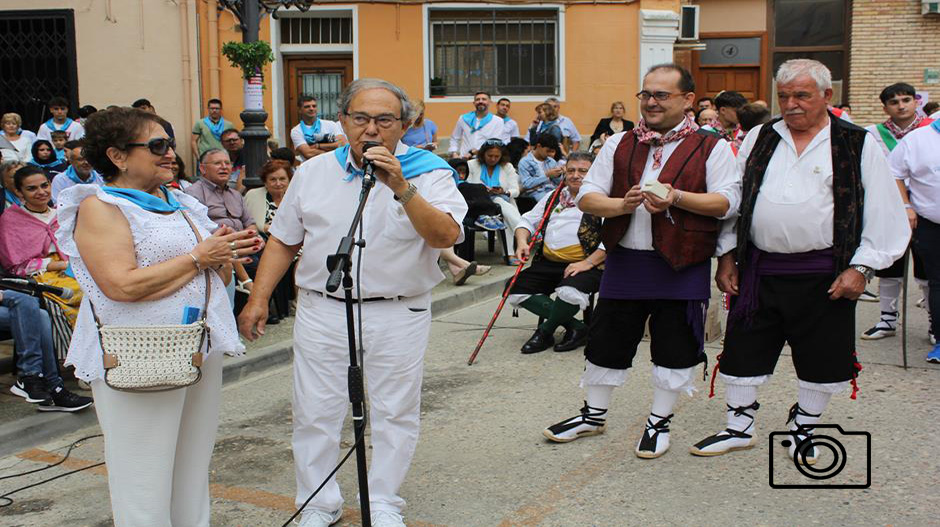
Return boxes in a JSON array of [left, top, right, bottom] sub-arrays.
[[601, 129, 722, 270]]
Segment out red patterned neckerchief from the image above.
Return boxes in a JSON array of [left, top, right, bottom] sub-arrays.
[[708, 119, 743, 149], [633, 115, 699, 169], [883, 115, 926, 140]]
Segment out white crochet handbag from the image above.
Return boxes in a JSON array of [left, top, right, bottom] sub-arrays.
[[91, 211, 211, 392]]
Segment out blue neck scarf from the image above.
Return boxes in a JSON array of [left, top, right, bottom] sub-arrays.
[[299, 118, 322, 143], [462, 111, 494, 133], [204, 117, 225, 140], [538, 120, 559, 134], [64, 166, 99, 185], [481, 163, 501, 188], [101, 186, 187, 213], [55, 148, 66, 161], [932, 119, 940, 134], [29, 157, 60, 169], [45, 118, 73, 132], [333, 145, 458, 183], [4, 189, 21, 206]]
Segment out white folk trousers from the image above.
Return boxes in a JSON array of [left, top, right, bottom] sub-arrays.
[[292, 289, 431, 514], [91, 351, 223, 527]]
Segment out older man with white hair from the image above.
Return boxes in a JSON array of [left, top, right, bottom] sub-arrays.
[[691, 59, 910, 464], [239, 78, 465, 527]]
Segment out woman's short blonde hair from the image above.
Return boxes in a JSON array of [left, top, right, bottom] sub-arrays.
[[412, 99, 425, 116], [610, 101, 625, 114], [1, 113, 22, 127]]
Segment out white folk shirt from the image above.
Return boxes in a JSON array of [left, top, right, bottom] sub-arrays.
[[290, 119, 346, 159], [269, 141, 468, 301], [448, 114, 505, 157], [577, 124, 742, 256], [519, 190, 592, 251], [499, 117, 521, 144], [737, 119, 910, 269], [37, 120, 84, 141], [890, 124, 940, 224]]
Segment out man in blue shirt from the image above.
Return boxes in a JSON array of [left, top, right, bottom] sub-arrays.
[[518, 134, 563, 201]]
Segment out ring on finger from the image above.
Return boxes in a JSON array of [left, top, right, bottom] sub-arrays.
[[231, 250, 238, 259], [229, 241, 237, 251]]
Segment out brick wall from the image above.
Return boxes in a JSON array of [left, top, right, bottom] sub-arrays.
[[850, 0, 940, 126]]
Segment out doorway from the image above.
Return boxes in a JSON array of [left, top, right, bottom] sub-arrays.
[[284, 56, 353, 142], [691, 33, 768, 103]]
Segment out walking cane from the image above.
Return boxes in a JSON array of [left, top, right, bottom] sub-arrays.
[[901, 250, 910, 370], [467, 180, 567, 366]]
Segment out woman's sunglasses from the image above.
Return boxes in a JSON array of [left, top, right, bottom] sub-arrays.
[[127, 137, 176, 156]]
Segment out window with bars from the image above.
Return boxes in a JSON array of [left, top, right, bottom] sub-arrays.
[[429, 9, 559, 97], [280, 16, 352, 45]]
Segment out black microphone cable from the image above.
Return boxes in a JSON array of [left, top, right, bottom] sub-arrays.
[[0, 434, 104, 508]]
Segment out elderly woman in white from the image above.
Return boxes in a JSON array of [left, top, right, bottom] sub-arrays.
[[467, 139, 523, 257], [58, 107, 262, 526]]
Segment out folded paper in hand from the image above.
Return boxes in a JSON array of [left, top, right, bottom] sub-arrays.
[[642, 180, 670, 200]]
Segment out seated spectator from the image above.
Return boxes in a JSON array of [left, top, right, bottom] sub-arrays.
[[590, 101, 635, 145], [77, 105, 97, 126], [467, 139, 523, 258], [517, 133, 563, 202], [402, 100, 438, 151], [440, 157, 492, 285], [2, 160, 25, 211], [167, 154, 193, 190], [508, 152, 604, 354], [696, 108, 718, 127], [184, 149, 257, 305], [50, 130, 69, 161], [29, 139, 68, 177], [51, 140, 105, 201], [220, 128, 246, 191], [37, 96, 85, 141], [0, 166, 83, 326], [2, 113, 36, 163], [736, 102, 771, 136], [528, 103, 565, 148], [1, 286, 93, 411], [544, 97, 582, 152]]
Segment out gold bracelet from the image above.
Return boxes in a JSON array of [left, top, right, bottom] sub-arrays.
[[188, 253, 204, 271]]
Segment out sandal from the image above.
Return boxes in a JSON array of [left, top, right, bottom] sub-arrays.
[[475, 264, 491, 276], [453, 262, 478, 286]]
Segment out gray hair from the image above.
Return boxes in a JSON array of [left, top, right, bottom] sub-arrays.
[[198, 148, 226, 164], [544, 96, 561, 105], [566, 151, 595, 165], [775, 59, 832, 93], [337, 78, 414, 122]]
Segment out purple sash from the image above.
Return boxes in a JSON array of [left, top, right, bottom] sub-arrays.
[[729, 246, 836, 326], [600, 247, 710, 301]]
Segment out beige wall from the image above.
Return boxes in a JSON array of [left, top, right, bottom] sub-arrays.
[[694, 0, 767, 33], [4, 1, 193, 160]]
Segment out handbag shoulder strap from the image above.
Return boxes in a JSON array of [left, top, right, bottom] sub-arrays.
[[179, 210, 212, 321]]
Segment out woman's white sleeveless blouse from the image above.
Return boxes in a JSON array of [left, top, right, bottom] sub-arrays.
[[56, 185, 244, 382]]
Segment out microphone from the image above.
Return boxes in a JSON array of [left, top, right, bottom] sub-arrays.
[[360, 141, 383, 186], [0, 278, 74, 300]]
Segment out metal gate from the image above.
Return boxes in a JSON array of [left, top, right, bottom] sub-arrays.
[[0, 10, 79, 132]]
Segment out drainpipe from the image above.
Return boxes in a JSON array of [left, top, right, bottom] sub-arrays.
[[208, 2, 221, 98], [179, 0, 194, 163]]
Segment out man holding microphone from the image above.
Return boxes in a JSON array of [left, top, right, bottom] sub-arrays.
[[238, 79, 466, 527]]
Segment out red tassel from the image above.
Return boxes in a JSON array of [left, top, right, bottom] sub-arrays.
[[708, 353, 723, 398], [849, 351, 862, 400]]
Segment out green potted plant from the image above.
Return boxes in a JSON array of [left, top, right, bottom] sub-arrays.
[[221, 40, 275, 110]]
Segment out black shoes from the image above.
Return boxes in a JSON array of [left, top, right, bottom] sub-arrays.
[[521, 328, 555, 354], [10, 375, 52, 404], [38, 386, 94, 413], [553, 327, 588, 352]]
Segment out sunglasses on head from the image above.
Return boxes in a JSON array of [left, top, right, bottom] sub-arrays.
[[482, 139, 504, 147], [126, 137, 176, 156]]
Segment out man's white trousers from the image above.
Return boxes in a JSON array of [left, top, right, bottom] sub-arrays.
[[292, 289, 431, 514]]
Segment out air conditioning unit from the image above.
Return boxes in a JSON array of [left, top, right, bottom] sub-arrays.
[[678, 5, 700, 40], [924, 0, 940, 14]]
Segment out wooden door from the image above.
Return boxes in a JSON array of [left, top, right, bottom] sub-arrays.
[[694, 67, 761, 101], [284, 56, 353, 142]]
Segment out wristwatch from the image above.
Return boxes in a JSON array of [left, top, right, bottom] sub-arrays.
[[394, 182, 419, 205], [852, 264, 874, 281]]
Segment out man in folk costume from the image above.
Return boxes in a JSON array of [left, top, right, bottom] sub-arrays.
[[543, 64, 740, 459], [448, 92, 505, 159], [692, 60, 910, 464], [860, 83, 934, 344], [507, 152, 606, 354]]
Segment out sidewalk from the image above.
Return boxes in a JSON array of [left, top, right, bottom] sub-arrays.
[[0, 254, 515, 459]]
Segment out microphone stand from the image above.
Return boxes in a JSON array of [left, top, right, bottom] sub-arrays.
[[324, 162, 375, 527]]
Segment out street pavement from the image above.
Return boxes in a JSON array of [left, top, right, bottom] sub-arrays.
[[0, 278, 937, 526]]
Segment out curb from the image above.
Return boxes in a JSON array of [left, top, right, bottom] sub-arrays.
[[0, 270, 511, 458]]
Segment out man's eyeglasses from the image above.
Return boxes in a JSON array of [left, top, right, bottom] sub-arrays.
[[127, 137, 176, 156], [343, 111, 403, 129], [635, 91, 687, 102]]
